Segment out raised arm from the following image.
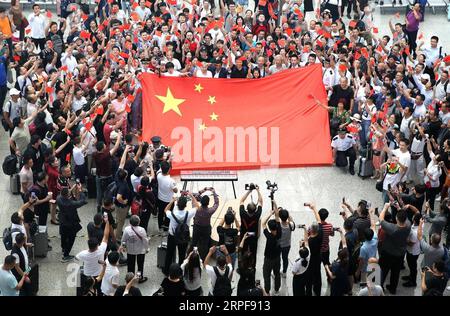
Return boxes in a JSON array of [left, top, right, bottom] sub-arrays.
[[110, 131, 122, 156], [307, 203, 321, 223]]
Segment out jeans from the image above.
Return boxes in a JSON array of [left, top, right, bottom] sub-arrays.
[[262, 256, 281, 294], [127, 253, 145, 276], [164, 234, 188, 275], [96, 176, 112, 208], [115, 205, 129, 240], [191, 224, 212, 260], [32, 38, 46, 51], [380, 251, 403, 291], [405, 252, 419, 285], [360, 119, 371, 148], [60, 226, 77, 257], [281, 246, 291, 273]]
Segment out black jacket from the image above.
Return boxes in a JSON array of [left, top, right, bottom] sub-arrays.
[[57, 193, 88, 230]]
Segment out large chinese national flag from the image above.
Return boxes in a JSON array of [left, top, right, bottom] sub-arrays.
[[141, 64, 332, 171]]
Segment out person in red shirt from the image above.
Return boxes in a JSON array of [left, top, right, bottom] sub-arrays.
[[103, 112, 124, 148]]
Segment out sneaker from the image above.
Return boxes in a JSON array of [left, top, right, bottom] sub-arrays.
[[138, 277, 148, 284], [349, 168, 355, 175], [447, 286, 450, 291], [61, 256, 74, 263]]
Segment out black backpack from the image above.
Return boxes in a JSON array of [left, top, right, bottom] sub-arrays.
[[2, 154, 18, 176], [213, 266, 232, 296], [3, 227, 21, 250], [172, 211, 190, 245]]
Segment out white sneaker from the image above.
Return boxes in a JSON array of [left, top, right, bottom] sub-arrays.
[[447, 286, 450, 291], [435, 195, 441, 201]]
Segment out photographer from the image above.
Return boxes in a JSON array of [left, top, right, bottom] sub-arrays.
[[421, 260, 449, 296], [192, 187, 219, 260], [341, 199, 371, 241], [279, 208, 295, 278], [217, 207, 240, 269], [292, 226, 310, 296], [324, 228, 350, 296], [239, 184, 263, 267], [261, 200, 282, 296], [306, 203, 334, 266]]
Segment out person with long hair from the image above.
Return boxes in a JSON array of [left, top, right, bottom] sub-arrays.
[[44, 155, 60, 225], [325, 228, 350, 296], [292, 227, 311, 296], [181, 250, 203, 296]]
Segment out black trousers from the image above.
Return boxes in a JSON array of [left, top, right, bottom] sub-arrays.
[[335, 148, 357, 170], [242, 235, 258, 268], [191, 224, 212, 260], [341, 0, 357, 16], [426, 186, 440, 212], [281, 246, 291, 274], [380, 251, 403, 291], [139, 210, 151, 232], [293, 272, 309, 296], [60, 226, 77, 257], [305, 263, 322, 296], [263, 256, 281, 294], [127, 253, 145, 276], [156, 199, 170, 230], [405, 252, 419, 284], [405, 29, 418, 58], [321, 250, 331, 266], [32, 38, 46, 51], [0, 84, 7, 116], [164, 234, 187, 275], [36, 207, 49, 226]]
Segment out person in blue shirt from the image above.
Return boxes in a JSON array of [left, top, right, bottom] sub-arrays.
[[0, 52, 8, 117], [357, 217, 378, 284], [0, 255, 28, 296]]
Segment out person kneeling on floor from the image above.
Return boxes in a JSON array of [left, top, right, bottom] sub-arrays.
[[332, 128, 358, 175]]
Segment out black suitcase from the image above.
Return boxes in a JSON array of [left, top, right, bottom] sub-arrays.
[[87, 175, 97, 199], [33, 230, 48, 258], [10, 173, 20, 195], [157, 239, 174, 269]]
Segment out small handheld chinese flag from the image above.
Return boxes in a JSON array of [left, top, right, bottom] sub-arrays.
[[46, 10, 52, 18], [125, 104, 131, 113], [66, 153, 71, 162], [96, 106, 104, 115]]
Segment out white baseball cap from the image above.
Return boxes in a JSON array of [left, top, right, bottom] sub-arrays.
[[9, 88, 20, 96], [420, 73, 430, 81]]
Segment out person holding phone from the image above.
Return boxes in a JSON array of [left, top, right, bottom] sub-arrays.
[[0, 255, 29, 296], [11, 233, 33, 296]]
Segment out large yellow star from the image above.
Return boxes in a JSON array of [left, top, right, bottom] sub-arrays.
[[198, 122, 207, 131], [207, 96, 216, 105], [210, 112, 219, 121], [155, 88, 186, 116], [194, 83, 203, 93]]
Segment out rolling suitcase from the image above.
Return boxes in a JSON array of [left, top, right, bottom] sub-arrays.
[[157, 239, 174, 269], [33, 227, 48, 258], [28, 262, 39, 295], [358, 157, 374, 178], [10, 174, 20, 195]]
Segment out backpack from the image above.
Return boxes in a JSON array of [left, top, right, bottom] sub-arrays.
[[104, 181, 118, 201], [2, 154, 18, 176], [2, 227, 21, 250], [130, 196, 143, 216], [213, 266, 232, 296], [171, 211, 190, 245]]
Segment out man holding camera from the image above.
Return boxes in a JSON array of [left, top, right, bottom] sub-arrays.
[[239, 184, 263, 267], [191, 187, 219, 260]]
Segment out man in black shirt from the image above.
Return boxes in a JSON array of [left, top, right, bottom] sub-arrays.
[[306, 222, 323, 296], [229, 58, 248, 78], [29, 172, 52, 226], [261, 203, 282, 295], [87, 213, 104, 244], [23, 135, 47, 174], [329, 77, 355, 111], [239, 186, 263, 267]]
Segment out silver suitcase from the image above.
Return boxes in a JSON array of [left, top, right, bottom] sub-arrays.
[[10, 174, 20, 195]]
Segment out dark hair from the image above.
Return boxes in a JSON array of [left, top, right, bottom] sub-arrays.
[[396, 210, 407, 224], [96, 141, 105, 152], [30, 134, 41, 145], [247, 202, 257, 214], [88, 238, 99, 250], [430, 233, 441, 246], [134, 167, 144, 177], [431, 35, 439, 42], [36, 171, 46, 183], [318, 208, 329, 221], [201, 195, 210, 207], [216, 255, 226, 268], [338, 247, 349, 268], [267, 219, 277, 231], [61, 187, 70, 197], [363, 228, 374, 241], [107, 251, 120, 265], [415, 184, 426, 194], [11, 212, 21, 225], [343, 218, 353, 231], [4, 255, 16, 266], [177, 196, 187, 210], [224, 212, 235, 225], [103, 197, 113, 207], [279, 209, 289, 222], [412, 213, 422, 225], [185, 252, 201, 282], [15, 233, 26, 245], [434, 260, 445, 273], [299, 247, 309, 268], [169, 263, 182, 279], [118, 169, 128, 181], [160, 161, 171, 174], [93, 213, 103, 226]]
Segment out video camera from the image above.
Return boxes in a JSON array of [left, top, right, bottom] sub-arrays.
[[266, 180, 278, 199]]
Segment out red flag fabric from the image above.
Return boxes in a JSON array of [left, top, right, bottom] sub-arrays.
[[141, 65, 332, 171]]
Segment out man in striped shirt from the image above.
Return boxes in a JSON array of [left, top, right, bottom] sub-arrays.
[[309, 204, 335, 265]]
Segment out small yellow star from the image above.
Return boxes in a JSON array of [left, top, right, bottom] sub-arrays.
[[194, 83, 203, 93], [210, 112, 219, 121], [198, 122, 207, 131], [155, 88, 186, 116], [207, 96, 216, 105]]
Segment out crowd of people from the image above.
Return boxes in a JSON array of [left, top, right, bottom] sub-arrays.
[[0, 0, 449, 296]]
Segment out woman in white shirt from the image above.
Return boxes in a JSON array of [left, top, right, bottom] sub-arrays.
[[424, 139, 443, 211], [181, 250, 203, 296], [120, 215, 149, 284], [292, 228, 310, 296]]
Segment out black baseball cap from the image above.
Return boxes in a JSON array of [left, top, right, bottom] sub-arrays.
[[151, 136, 161, 144]]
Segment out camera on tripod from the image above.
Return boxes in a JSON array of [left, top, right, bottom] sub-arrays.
[[245, 183, 257, 191], [266, 180, 278, 199]]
